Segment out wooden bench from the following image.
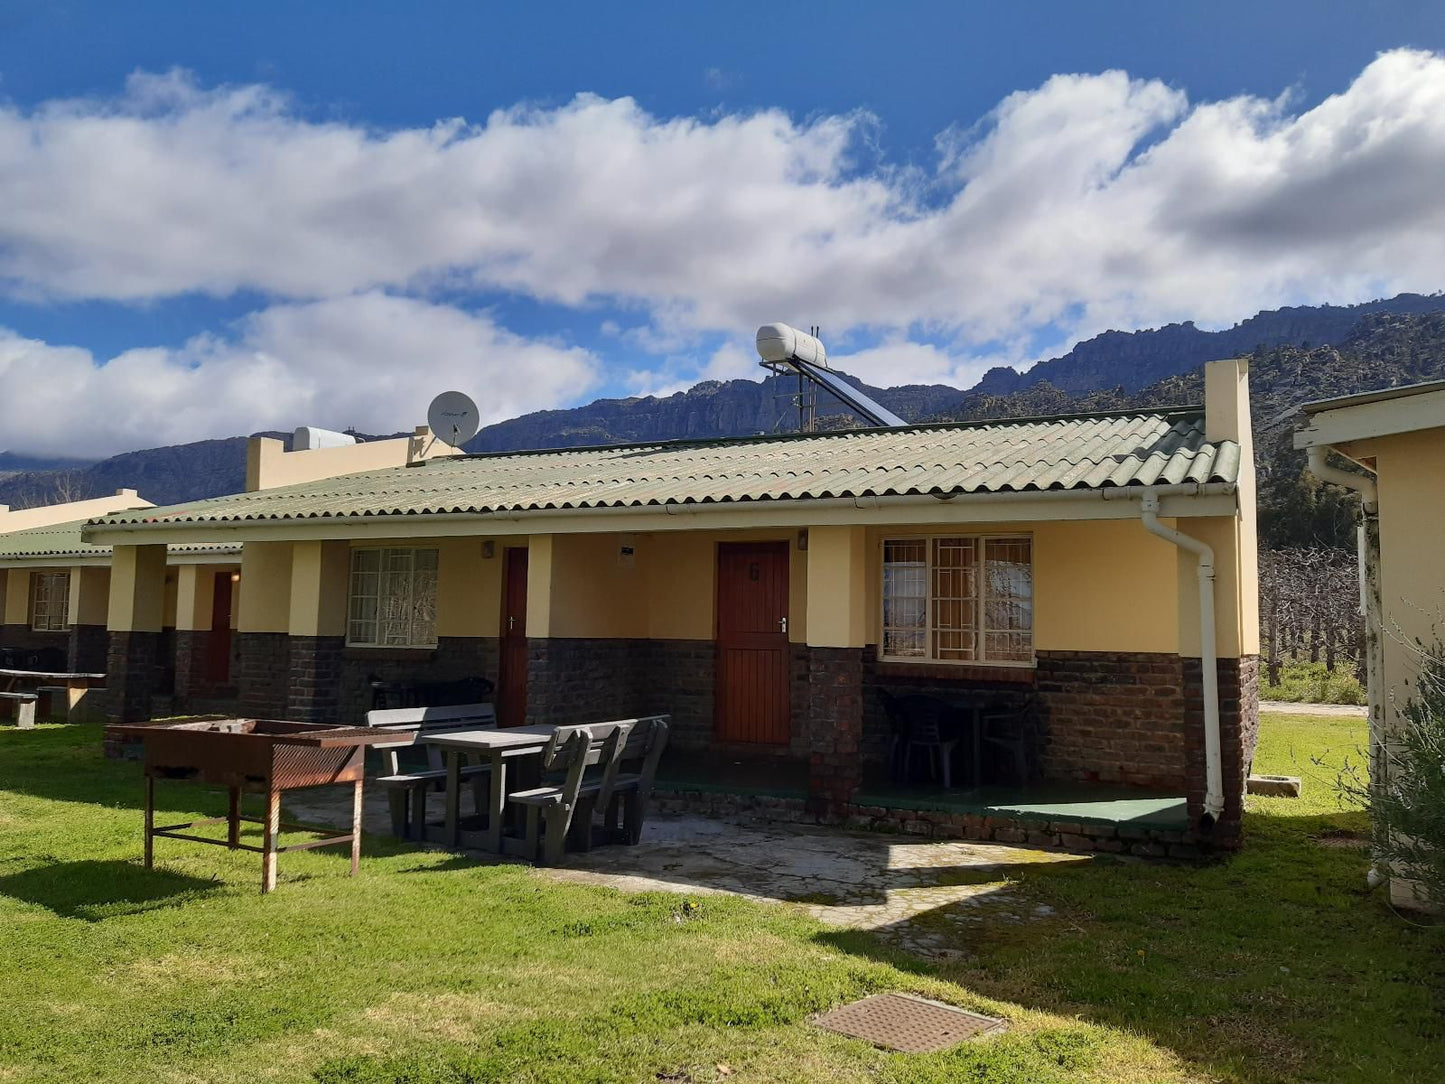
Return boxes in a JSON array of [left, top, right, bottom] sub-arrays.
[[0, 691, 38, 730], [571, 715, 670, 849], [507, 725, 602, 865], [364, 702, 498, 840]]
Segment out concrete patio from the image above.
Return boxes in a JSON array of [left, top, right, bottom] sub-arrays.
[[284, 784, 1089, 958]]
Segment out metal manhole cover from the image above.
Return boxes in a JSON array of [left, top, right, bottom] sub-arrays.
[[812, 993, 1006, 1053]]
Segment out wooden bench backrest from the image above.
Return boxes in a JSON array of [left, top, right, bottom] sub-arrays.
[[364, 702, 497, 773]]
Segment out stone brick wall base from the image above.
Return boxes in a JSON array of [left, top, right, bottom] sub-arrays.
[[68, 623, 109, 673], [237, 631, 290, 718], [1184, 654, 1260, 848], [0, 624, 70, 666], [807, 647, 865, 815], [103, 630, 162, 722], [339, 636, 500, 725], [287, 635, 345, 722]]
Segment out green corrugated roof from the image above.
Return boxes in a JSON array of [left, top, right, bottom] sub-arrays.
[[88, 409, 1238, 534], [0, 517, 240, 562]]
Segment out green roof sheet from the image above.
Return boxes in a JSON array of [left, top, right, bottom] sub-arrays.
[[0, 517, 240, 563], [88, 409, 1238, 534]]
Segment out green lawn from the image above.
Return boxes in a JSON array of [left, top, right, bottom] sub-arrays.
[[1, 717, 1440, 1084]]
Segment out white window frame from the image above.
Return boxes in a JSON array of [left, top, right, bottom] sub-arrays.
[[30, 571, 71, 633], [345, 547, 439, 649], [879, 533, 1035, 667]]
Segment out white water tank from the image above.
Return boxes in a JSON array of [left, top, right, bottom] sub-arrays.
[[292, 426, 358, 451], [756, 323, 828, 369]]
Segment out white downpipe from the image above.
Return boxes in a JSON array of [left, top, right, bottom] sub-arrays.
[[1139, 491, 1224, 824], [1305, 446, 1385, 888]]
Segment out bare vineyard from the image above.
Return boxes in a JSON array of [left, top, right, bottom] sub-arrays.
[[1259, 546, 1363, 684]]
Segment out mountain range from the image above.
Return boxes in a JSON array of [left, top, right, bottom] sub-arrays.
[[2, 292, 1443, 518]]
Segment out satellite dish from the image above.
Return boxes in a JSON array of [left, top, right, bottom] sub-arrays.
[[427, 390, 481, 448]]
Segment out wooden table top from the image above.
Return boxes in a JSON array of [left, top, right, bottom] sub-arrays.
[[422, 722, 622, 752], [0, 668, 106, 682]]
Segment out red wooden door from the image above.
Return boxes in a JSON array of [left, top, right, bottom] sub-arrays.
[[207, 571, 234, 684], [715, 542, 791, 744], [498, 548, 529, 727]]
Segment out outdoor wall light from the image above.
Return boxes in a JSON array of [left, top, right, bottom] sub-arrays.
[[230, 572, 241, 583], [797, 529, 809, 551], [481, 540, 496, 559]]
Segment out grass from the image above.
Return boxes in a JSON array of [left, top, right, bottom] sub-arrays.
[[1261, 660, 1366, 705], [1, 718, 1441, 1084]]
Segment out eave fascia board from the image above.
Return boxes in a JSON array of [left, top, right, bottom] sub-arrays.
[[1294, 388, 1445, 449], [82, 485, 1239, 547]]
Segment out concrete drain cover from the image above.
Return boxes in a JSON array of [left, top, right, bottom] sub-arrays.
[[812, 993, 1005, 1052]]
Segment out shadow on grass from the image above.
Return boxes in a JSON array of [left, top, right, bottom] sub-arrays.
[[0, 859, 220, 921], [814, 807, 1443, 1084]]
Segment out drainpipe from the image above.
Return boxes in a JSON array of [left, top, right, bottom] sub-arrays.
[[1139, 491, 1224, 825], [1305, 446, 1385, 888]]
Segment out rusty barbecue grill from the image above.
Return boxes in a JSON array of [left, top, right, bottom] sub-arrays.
[[106, 718, 396, 893]]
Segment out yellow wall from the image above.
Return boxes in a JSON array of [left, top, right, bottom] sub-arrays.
[[436, 538, 502, 639], [289, 541, 350, 637], [2, 569, 30, 626], [106, 545, 167, 633], [237, 542, 293, 633], [1345, 429, 1445, 709], [864, 519, 1184, 655], [245, 428, 460, 492], [0, 489, 151, 532], [68, 567, 110, 627], [217, 511, 1249, 662]]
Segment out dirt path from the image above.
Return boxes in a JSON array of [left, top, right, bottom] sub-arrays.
[[1259, 701, 1366, 717]]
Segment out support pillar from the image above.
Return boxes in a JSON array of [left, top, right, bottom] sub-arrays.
[[804, 526, 868, 816], [1, 569, 31, 652], [236, 542, 293, 718], [285, 541, 349, 723], [104, 545, 167, 722]]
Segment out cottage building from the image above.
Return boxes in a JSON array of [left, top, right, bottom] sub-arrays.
[[84, 359, 1261, 847], [1296, 378, 1445, 906]]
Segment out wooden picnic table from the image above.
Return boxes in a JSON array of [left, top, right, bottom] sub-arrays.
[[424, 723, 625, 855], [0, 668, 106, 723], [0, 667, 106, 691]]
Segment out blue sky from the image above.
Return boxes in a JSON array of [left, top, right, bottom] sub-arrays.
[[1, 1, 1444, 456]]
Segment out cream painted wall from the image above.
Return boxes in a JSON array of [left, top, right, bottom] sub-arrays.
[[67, 567, 111, 627], [865, 520, 1184, 656], [245, 429, 460, 492], [162, 569, 179, 629], [175, 565, 213, 632], [289, 541, 350, 637], [436, 538, 502, 639], [106, 545, 167, 633], [2, 569, 29, 625], [237, 541, 293, 634], [527, 528, 806, 642], [807, 525, 868, 647], [544, 532, 649, 639], [1346, 429, 1445, 708], [0, 489, 151, 532]]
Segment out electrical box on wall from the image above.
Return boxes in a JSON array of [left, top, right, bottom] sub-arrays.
[[618, 534, 637, 569]]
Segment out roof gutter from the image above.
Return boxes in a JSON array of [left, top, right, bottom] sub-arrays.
[[1305, 445, 1387, 891]]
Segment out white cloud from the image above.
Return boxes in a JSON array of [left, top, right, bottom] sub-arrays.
[[0, 293, 598, 457], [3, 51, 1445, 452]]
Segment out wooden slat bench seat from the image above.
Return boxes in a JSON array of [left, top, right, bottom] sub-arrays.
[[0, 690, 39, 730], [570, 715, 671, 850], [364, 702, 497, 840]]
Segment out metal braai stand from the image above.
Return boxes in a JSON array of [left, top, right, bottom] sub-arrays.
[[106, 719, 394, 893]]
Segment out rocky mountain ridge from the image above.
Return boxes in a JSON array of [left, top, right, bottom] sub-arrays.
[[2, 293, 1442, 510]]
